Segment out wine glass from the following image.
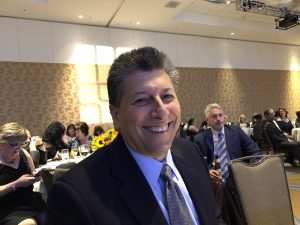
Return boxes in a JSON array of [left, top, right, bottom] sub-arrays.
[[70, 143, 79, 158], [79, 145, 90, 157]]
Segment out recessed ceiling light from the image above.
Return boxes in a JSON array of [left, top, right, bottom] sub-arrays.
[[230, 32, 235, 36], [226, 1, 231, 4], [136, 21, 141, 25], [78, 15, 84, 19]]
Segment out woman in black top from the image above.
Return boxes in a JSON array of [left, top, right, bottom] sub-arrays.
[[0, 122, 45, 225], [276, 108, 294, 135]]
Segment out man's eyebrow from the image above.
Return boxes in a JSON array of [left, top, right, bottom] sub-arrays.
[[131, 88, 173, 96]]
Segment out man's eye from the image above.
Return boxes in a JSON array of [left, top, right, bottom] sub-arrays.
[[133, 98, 151, 105], [162, 94, 174, 102]]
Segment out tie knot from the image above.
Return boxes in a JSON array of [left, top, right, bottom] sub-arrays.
[[218, 132, 223, 138], [160, 164, 173, 182]]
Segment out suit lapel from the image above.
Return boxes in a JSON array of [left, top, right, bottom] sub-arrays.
[[171, 145, 213, 225], [224, 125, 233, 158], [205, 130, 215, 163], [109, 135, 168, 225]]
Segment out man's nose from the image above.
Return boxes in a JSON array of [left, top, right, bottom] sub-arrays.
[[151, 97, 169, 119]]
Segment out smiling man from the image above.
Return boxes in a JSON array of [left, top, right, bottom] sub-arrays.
[[46, 47, 217, 225]]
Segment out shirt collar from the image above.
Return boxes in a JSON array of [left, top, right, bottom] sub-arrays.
[[127, 146, 177, 188], [211, 126, 225, 136]]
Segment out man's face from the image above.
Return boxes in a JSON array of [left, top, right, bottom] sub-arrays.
[[109, 69, 181, 160], [266, 109, 275, 121], [207, 108, 225, 131]]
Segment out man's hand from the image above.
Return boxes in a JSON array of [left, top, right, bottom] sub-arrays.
[[209, 169, 222, 182]]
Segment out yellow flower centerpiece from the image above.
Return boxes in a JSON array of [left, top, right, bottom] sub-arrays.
[[91, 129, 118, 152]]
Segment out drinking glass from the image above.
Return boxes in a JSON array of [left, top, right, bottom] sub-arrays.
[[79, 145, 90, 157], [70, 143, 79, 158], [61, 149, 69, 160]]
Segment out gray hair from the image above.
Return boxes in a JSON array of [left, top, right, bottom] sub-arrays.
[[204, 103, 223, 118], [107, 46, 179, 107], [0, 122, 27, 143]]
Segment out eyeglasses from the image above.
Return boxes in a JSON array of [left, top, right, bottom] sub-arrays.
[[7, 142, 22, 148]]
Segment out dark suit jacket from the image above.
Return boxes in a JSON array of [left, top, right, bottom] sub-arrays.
[[46, 135, 217, 225], [265, 121, 288, 151], [194, 125, 261, 168]]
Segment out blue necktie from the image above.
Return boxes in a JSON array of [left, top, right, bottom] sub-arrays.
[[160, 164, 193, 225], [218, 132, 229, 181]]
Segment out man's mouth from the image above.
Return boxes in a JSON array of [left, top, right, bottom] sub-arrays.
[[145, 122, 172, 133]]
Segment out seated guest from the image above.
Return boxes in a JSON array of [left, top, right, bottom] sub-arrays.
[[186, 118, 199, 142], [178, 120, 187, 138], [21, 129, 32, 152], [46, 47, 217, 225], [250, 113, 264, 149], [200, 119, 209, 131], [64, 123, 76, 143], [276, 107, 293, 135], [42, 121, 67, 160], [296, 111, 300, 128], [93, 125, 105, 136], [68, 122, 93, 148], [238, 114, 249, 129], [264, 108, 300, 166], [0, 122, 45, 225], [194, 103, 261, 224], [29, 137, 48, 168], [250, 112, 262, 127], [66, 124, 76, 138], [194, 103, 261, 182]]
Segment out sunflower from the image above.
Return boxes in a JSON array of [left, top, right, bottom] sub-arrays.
[[91, 129, 118, 152]]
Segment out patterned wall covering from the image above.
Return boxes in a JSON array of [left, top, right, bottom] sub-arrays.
[[0, 62, 80, 135], [1, 62, 300, 135], [178, 67, 300, 126]]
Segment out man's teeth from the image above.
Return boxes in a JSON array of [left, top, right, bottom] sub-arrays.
[[148, 125, 168, 132]]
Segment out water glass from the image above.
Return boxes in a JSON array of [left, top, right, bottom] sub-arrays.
[[61, 149, 69, 160]]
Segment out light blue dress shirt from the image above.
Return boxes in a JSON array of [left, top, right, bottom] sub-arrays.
[[211, 126, 226, 156], [128, 147, 200, 225]]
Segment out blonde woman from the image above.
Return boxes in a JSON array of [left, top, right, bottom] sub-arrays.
[[238, 114, 249, 129], [0, 122, 45, 225]]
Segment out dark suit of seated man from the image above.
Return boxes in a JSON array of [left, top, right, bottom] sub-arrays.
[[45, 47, 217, 225], [264, 108, 300, 166], [194, 103, 261, 182]]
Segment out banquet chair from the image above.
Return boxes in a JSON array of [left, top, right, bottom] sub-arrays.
[[41, 170, 54, 194], [53, 162, 77, 181], [262, 126, 274, 154], [228, 155, 294, 225]]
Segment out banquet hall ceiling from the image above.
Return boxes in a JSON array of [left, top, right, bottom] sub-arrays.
[[0, 0, 300, 45]]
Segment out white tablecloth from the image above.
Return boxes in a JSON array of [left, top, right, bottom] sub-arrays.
[[33, 156, 84, 193], [292, 128, 300, 142]]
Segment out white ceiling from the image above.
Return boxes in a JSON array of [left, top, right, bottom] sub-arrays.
[[0, 0, 300, 45]]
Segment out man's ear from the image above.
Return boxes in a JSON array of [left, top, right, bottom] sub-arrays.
[[109, 105, 120, 131]]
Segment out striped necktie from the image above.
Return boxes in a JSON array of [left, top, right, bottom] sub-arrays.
[[218, 132, 229, 181], [160, 164, 193, 225]]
